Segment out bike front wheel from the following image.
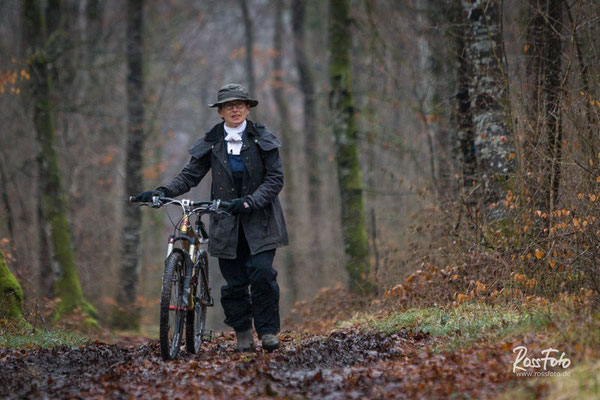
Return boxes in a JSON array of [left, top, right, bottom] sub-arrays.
[[186, 265, 208, 353], [159, 252, 186, 360]]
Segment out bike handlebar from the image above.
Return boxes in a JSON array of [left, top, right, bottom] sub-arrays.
[[129, 196, 231, 209]]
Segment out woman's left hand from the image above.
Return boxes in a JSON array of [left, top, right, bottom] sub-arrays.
[[227, 197, 253, 215]]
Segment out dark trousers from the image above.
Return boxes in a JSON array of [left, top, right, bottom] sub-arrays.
[[218, 225, 280, 337]]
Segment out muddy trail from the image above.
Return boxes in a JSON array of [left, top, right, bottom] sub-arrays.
[[0, 329, 518, 399]]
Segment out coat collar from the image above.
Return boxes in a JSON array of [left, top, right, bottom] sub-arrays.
[[206, 120, 259, 142]]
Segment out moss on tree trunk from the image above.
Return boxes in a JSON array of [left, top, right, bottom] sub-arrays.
[[0, 251, 23, 320], [22, 0, 97, 326], [329, 0, 375, 295]]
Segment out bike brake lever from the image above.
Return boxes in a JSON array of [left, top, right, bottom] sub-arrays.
[[151, 196, 163, 208], [139, 203, 150, 208]]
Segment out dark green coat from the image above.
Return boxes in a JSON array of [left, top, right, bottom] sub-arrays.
[[160, 121, 288, 259]]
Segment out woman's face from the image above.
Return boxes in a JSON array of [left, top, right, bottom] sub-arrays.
[[218, 100, 250, 127]]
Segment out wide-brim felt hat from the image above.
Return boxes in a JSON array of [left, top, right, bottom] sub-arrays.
[[208, 83, 258, 108]]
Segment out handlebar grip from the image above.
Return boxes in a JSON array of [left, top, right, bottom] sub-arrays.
[[219, 200, 232, 208], [129, 195, 138, 202]]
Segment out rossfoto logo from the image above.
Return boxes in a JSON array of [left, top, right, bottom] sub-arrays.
[[512, 346, 572, 377]]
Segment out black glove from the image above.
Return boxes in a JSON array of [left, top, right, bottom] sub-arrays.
[[227, 197, 253, 215], [132, 189, 165, 203]]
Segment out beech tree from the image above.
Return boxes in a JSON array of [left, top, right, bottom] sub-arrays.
[[272, 0, 300, 303], [112, 0, 145, 330], [22, 0, 96, 323], [239, 0, 257, 121], [329, 0, 374, 294], [292, 0, 320, 222]]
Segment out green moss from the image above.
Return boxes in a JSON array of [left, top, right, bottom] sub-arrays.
[[0, 251, 23, 320]]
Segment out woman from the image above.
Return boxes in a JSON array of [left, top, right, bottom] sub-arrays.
[[134, 83, 288, 351]]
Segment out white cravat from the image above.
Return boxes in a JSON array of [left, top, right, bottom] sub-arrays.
[[224, 120, 246, 155]]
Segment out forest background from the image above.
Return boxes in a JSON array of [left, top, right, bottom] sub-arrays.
[[1, 0, 600, 340]]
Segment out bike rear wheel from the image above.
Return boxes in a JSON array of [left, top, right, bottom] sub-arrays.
[[159, 252, 186, 360], [186, 265, 208, 353]]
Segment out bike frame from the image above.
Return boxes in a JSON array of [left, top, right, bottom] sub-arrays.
[[162, 200, 210, 312]]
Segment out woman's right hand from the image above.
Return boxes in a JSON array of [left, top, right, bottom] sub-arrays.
[[132, 189, 164, 202]]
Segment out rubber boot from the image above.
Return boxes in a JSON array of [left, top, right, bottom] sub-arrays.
[[234, 329, 255, 352], [260, 334, 280, 352]]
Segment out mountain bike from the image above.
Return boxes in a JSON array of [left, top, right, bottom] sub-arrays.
[[130, 195, 230, 360]]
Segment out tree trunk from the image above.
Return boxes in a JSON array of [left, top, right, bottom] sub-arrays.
[[22, 0, 96, 322], [543, 0, 563, 220], [461, 0, 515, 218], [239, 0, 257, 120], [0, 250, 23, 320], [453, 0, 476, 190], [364, 0, 380, 282], [0, 161, 15, 244], [292, 0, 320, 221], [37, 189, 54, 298], [112, 0, 145, 330], [524, 0, 563, 225], [272, 0, 299, 305], [329, 0, 374, 295], [85, 0, 104, 65], [418, 0, 456, 201], [567, 1, 597, 162], [524, 0, 547, 214]]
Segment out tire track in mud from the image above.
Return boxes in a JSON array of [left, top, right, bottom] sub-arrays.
[[0, 329, 517, 399]]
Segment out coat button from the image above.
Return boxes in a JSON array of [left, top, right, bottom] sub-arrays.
[[231, 188, 235, 192], [219, 187, 223, 190], [254, 139, 258, 143]]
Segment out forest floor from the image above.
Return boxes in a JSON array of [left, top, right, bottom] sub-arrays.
[[1, 290, 599, 399], [1, 329, 520, 399]]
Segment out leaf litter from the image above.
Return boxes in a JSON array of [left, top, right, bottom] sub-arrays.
[[0, 328, 521, 399]]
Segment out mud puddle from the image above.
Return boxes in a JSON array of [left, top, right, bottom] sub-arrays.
[[0, 329, 515, 399]]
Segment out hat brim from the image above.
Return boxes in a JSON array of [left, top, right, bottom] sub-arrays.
[[209, 97, 258, 108]]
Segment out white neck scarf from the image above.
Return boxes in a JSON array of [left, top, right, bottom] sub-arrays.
[[224, 120, 246, 155]]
